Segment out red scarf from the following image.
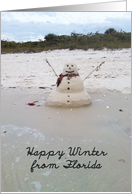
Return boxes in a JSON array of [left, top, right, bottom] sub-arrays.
[[56, 73, 79, 87]]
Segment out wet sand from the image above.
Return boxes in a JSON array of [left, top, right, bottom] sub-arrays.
[[1, 87, 131, 192]]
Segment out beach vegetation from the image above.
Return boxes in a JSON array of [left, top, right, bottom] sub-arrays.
[[1, 29, 131, 53], [105, 28, 116, 35]]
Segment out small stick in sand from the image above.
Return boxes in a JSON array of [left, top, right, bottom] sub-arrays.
[[45, 59, 58, 78], [83, 61, 105, 81]]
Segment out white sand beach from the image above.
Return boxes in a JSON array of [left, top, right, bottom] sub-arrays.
[[1, 48, 131, 93], [1, 48, 131, 192]]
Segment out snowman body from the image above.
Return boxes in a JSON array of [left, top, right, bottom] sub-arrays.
[[46, 64, 92, 107]]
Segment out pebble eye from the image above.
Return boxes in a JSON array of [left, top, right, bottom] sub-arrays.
[[71, 65, 74, 67], [67, 65, 69, 67]]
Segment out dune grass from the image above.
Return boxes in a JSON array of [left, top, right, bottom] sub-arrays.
[[1, 30, 131, 54]]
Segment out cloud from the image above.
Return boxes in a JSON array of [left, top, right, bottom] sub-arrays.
[[2, 12, 131, 24], [1, 12, 131, 42]]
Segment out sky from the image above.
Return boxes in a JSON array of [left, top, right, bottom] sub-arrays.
[[1, 12, 131, 42]]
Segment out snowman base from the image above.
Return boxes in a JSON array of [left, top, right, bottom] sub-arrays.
[[46, 90, 92, 107]]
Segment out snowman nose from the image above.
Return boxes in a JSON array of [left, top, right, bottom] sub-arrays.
[[69, 67, 71, 69]]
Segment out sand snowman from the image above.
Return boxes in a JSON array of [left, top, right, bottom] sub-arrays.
[[46, 63, 92, 107]]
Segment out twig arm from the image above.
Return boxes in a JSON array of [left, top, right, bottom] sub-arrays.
[[45, 59, 58, 78], [83, 61, 105, 81]]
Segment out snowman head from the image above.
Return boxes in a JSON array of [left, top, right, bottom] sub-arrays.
[[62, 64, 78, 75]]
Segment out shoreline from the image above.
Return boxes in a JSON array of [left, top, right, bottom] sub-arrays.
[[1, 87, 131, 192], [1, 87, 131, 136]]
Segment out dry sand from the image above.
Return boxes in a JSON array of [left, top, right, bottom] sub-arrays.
[[1, 48, 131, 192], [1, 48, 131, 93]]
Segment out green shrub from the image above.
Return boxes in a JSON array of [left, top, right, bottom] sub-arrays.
[[1, 29, 131, 54]]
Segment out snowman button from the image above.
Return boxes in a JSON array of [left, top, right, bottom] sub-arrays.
[[68, 82, 70, 84], [67, 87, 70, 90], [68, 78, 70, 80]]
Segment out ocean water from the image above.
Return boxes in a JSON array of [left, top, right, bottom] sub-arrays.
[[1, 122, 131, 192]]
